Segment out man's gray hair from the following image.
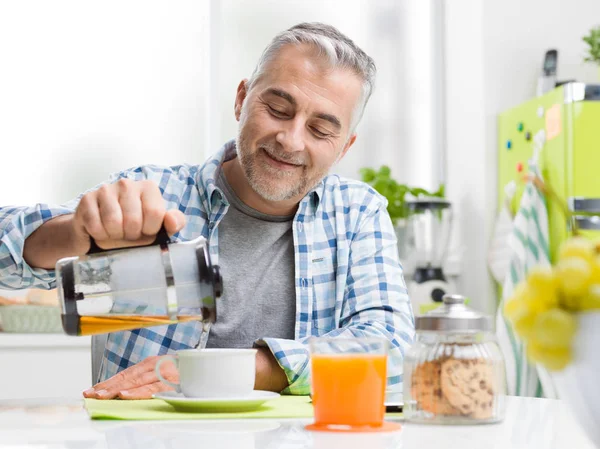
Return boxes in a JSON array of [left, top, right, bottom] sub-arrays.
[[247, 22, 377, 134]]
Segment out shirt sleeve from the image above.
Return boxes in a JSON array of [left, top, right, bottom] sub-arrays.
[[0, 169, 151, 290], [257, 203, 415, 395], [0, 204, 77, 289]]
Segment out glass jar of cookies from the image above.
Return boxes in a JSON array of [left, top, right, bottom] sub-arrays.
[[403, 294, 506, 424]]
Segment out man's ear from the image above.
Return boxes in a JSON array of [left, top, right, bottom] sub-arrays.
[[337, 134, 357, 163], [234, 79, 249, 121]]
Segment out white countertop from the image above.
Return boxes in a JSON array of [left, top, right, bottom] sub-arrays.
[[0, 333, 91, 348], [0, 396, 595, 449]]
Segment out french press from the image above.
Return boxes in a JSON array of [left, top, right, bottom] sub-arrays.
[[56, 229, 222, 336]]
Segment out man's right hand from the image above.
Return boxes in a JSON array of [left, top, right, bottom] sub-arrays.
[[71, 178, 186, 254], [23, 178, 186, 269]]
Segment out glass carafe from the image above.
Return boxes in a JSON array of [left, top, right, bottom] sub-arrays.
[[56, 230, 222, 337]]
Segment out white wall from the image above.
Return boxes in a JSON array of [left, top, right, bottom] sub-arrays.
[[210, 0, 446, 191], [444, 0, 600, 315], [0, 0, 445, 203], [444, 0, 489, 312], [0, 1, 210, 206]]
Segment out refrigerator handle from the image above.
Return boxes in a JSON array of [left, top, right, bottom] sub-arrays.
[[569, 197, 600, 214], [573, 215, 600, 231]]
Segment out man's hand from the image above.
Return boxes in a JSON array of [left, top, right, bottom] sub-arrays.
[[23, 178, 186, 269], [84, 348, 290, 400], [71, 178, 185, 253], [83, 355, 179, 400], [254, 346, 289, 393]]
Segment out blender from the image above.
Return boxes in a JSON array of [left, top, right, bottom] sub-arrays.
[[405, 199, 456, 315]]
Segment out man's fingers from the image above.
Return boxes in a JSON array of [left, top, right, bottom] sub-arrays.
[[119, 187, 144, 241], [97, 185, 124, 240], [163, 210, 186, 235], [92, 388, 119, 400], [92, 370, 161, 400], [118, 381, 174, 400], [81, 355, 179, 400], [77, 194, 109, 242], [140, 182, 166, 236], [88, 356, 160, 396], [82, 388, 96, 398], [75, 179, 175, 250]]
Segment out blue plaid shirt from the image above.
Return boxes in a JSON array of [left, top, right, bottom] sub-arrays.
[[0, 140, 414, 394]]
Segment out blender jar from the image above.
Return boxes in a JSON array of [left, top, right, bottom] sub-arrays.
[[406, 199, 452, 269]]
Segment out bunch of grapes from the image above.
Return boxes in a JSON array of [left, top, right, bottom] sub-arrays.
[[503, 237, 600, 371]]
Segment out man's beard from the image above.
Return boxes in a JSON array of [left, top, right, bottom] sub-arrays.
[[235, 123, 318, 202], [235, 138, 308, 202]]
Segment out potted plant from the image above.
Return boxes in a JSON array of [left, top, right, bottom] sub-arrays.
[[360, 166, 445, 259], [583, 25, 600, 77], [503, 176, 600, 446]]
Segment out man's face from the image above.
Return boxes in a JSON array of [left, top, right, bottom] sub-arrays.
[[234, 44, 362, 202]]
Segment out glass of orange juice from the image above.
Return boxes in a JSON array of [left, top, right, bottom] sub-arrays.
[[306, 337, 400, 433]]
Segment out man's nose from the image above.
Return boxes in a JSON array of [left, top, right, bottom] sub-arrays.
[[275, 119, 305, 153]]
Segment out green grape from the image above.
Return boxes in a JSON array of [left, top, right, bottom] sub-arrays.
[[510, 281, 549, 315], [514, 314, 537, 340], [527, 342, 572, 371], [508, 281, 529, 303], [504, 282, 529, 318], [504, 297, 536, 339], [555, 257, 593, 300], [561, 293, 582, 311], [530, 308, 577, 347], [580, 285, 600, 311], [503, 297, 522, 321], [526, 265, 559, 309], [525, 291, 551, 314], [526, 341, 545, 363], [592, 256, 600, 282], [558, 237, 596, 265]]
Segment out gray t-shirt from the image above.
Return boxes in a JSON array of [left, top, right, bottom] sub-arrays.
[[205, 169, 297, 348]]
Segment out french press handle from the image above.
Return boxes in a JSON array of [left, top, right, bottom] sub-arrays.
[[87, 226, 172, 255]]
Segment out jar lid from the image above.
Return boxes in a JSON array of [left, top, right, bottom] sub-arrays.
[[415, 294, 493, 332]]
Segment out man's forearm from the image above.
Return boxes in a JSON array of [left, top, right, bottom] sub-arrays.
[[23, 215, 88, 270]]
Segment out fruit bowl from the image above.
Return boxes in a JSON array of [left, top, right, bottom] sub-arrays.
[[551, 312, 600, 447]]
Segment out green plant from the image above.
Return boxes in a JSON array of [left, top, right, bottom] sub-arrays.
[[360, 165, 445, 224], [583, 26, 600, 64]]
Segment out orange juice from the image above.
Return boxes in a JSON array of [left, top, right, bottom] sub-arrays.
[[311, 353, 387, 427]]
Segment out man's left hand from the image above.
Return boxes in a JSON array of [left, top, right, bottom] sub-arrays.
[[83, 347, 289, 400], [83, 355, 178, 400]]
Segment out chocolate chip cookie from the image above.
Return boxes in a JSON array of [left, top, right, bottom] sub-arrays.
[[440, 358, 496, 419]]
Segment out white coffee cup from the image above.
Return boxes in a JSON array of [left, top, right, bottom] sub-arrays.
[[155, 348, 257, 398]]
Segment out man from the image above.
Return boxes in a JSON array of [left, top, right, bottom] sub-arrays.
[[0, 23, 414, 398]]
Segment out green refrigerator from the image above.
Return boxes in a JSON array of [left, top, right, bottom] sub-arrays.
[[498, 82, 600, 262]]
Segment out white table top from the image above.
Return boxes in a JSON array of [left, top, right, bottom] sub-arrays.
[[0, 396, 595, 449]]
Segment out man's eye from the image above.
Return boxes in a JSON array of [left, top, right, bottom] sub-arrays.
[[268, 105, 288, 117], [311, 127, 330, 138]]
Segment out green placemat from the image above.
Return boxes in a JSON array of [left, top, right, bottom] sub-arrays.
[[85, 396, 403, 421], [85, 396, 314, 420]]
